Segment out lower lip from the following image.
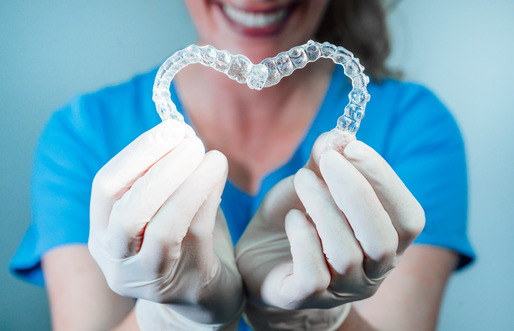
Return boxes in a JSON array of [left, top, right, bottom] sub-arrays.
[[218, 4, 297, 37]]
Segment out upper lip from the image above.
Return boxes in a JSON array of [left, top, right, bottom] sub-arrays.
[[212, 1, 299, 14], [213, 0, 302, 37]]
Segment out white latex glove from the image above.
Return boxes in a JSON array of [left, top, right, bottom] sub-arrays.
[[88, 119, 243, 330], [236, 129, 425, 330]]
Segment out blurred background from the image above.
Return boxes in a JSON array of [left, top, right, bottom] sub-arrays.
[[1, 0, 512, 330]]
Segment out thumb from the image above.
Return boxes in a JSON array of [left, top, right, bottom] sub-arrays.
[[305, 129, 356, 177]]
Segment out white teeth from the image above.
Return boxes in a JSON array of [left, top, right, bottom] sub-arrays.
[[222, 4, 287, 28]]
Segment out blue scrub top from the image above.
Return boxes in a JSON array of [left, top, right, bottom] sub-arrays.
[[11, 65, 475, 328]]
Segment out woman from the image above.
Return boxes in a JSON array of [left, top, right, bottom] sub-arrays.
[[11, 0, 474, 330]]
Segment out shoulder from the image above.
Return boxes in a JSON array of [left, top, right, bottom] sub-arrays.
[[42, 69, 161, 164], [356, 79, 464, 160], [327, 69, 457, 145], [367, 78, 455, 130], [378, 79, 457, 129], [64, 68, 159, 133], [11, 69, 164, 286], [80, 68, 157, 111]]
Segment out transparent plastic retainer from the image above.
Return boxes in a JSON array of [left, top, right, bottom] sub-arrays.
[[153, 40, 370, 134]]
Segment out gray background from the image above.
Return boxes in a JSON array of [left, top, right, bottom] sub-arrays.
[[1, 1, 512, 330]]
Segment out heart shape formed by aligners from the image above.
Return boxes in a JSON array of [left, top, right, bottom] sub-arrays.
[[153, 40, 370, 134]]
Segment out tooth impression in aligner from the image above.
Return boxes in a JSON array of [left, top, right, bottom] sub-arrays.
[[153, 40, 371, 134]]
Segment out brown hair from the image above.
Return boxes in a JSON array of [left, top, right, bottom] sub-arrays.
[[315, 0, 394, 80]]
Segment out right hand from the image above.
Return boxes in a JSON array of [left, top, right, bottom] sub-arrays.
[[88, 119, 243, 327], [235, 130, 424, 330]]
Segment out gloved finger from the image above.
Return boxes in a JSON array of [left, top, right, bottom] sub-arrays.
[[139, 149, 228, 270], [319, 149, 398, 279], [106, 136, 205, 258], [212, 209, 238, 270], [293, 168, 363, 276], [255, 176, 303, 231], [343, 141, 425, 255], [305, 129, 356, 177], [90, 119, 187, 233], [181, 151, 228, 268], [277, 209, 330, 309]]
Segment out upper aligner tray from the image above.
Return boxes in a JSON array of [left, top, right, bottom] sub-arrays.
[[153, 40, 370, 134]]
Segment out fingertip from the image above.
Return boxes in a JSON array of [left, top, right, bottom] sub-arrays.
[[343, 141, 389, 181], [182, 122, 198, 138], [294, 168, 322, 199], [205, 149, 228, 165], [285, 209, 308, 232], [285, 209, 317, 252], [310, 132, 330, 162], [343, 140, 372, 161], [295, 168, 315, 184], [187, 134, 207, 156], [159, 118, 187, 141], [286, 210, 322, 245], [204, 150, 229, 180], [319, 149, 345, 174]]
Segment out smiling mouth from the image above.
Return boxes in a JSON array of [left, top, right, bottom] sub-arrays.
[[219, 2, 298, 36]]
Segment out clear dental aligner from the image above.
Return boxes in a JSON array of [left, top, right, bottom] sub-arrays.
[[153, 40, 370, 134]]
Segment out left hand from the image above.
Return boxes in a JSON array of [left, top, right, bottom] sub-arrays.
[[88, 120, 243, 330], [235, 129, 425, 330]]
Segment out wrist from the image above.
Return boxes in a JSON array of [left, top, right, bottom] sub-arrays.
[[244, 301, 351, 331], [135, 298, 245, 331]]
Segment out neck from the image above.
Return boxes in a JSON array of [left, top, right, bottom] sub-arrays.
[[175, 59, 333, 128], [173, 59, 334, 194]]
